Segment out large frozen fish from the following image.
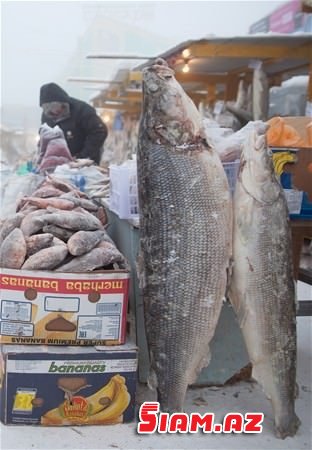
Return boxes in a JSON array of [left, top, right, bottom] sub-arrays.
[[137, 59, 232, 412], [252, 64, 269, 121], [67, 230, 106, 256], [46, 174, 87, 198], [19, 209, 48, 237], [0, 212, 25, 246], [23, 196, 75, 210], [0, 228, 27, 269], [42, 224, 74, 241], [56, 242, 124, 272], [59, 193, 98, 211], [30, 185, 65, 199], [21, 244, 68, 270], [40, 210, 103, 231], [228, 123, 300, 439], [26, 233, 54, 256]]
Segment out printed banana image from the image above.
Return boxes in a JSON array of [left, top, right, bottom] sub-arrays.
[[272, 151, 296, 177], [41, 374, 130, 425], [35, 312, 75, 337], [88, 376, 130, 424]]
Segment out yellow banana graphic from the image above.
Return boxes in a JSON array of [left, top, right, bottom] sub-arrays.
[[88, 378, 130, 424], [41, 374, 130, 425], [272, 152, 296, 177], [86, 374, 120, 415]]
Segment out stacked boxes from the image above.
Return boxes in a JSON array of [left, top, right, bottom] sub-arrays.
[[0, 262, 138, 425]]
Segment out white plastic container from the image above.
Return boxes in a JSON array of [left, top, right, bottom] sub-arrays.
[[109, 161, 139, 219]]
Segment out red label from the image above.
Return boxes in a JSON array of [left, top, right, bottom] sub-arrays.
[[0, 273, 129, 294], [62, 396, 89, 420]]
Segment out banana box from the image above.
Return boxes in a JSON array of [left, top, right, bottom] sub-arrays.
[[0, 341, 138, 425], [271, 148, 312, 218], [0, 268, 130, 345]]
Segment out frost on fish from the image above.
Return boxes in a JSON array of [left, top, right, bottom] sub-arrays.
[[228, 124, 300, 439], [67, 230, 105, 256], [20, 209, 49, 237], [26, 233, 54, 256], [22, 245, 68, 270], [137, 58, 232, 412], [0, 212, 25, 246], [40, 210, 103, 231], [56, 242, 124, 272], [0, 228, 27, 269]]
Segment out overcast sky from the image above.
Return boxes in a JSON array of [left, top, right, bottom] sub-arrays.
[[1, 0, 284, 108]]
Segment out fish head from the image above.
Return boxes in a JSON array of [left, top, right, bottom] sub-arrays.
[[239, 122, 281, 203], [141, 58, 204, 146]]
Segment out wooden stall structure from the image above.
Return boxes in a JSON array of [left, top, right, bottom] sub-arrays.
[[81, 35, 312, 383], [88, 34, 312, 113], [89, 34, 312, 286]]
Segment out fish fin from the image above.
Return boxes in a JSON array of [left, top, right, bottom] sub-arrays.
[[275, 414, 301, 439]]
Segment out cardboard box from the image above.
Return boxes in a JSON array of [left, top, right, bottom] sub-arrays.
[[283, 116, 312, 148], [0, 341, 137, 425], [0, 269, 129, 345]]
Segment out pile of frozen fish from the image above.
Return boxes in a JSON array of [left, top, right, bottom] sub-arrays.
[[0, 174, 125, 272]]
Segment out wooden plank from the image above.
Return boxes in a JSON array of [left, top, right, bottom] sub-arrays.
[[129, 71, 143, 82], [187, 42, 312, 60], [129, 70, 229, 85], [100, 103, 141, 112], [175, 72, 227, 84], [224, 76, 240, 101]]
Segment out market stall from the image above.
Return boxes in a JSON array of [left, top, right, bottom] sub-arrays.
[[89, 34, 312, 113], [77, 34, 311, 386]]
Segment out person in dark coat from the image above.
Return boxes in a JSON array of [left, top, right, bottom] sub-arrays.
[[39, 82, 108, 164]]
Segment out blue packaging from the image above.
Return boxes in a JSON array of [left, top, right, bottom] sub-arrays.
[[0, 342, 137, 426]]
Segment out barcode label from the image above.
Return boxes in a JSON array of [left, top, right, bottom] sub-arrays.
[[1, 301, 31, 322], [96, 303, 121, 315], [77, 316, 120, 340]]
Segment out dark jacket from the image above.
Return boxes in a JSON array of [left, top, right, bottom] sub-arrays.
[[40, 83, 107, 164]]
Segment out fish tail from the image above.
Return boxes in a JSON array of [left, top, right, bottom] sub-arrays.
[[157, 389, 185, 413], [275, 412, 301, 439]]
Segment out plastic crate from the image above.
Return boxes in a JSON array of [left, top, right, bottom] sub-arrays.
[[280, 172, 312, 219], [109, 162, 139, 219], [222, 160, 240, 194], [271, 148, 312, 219]]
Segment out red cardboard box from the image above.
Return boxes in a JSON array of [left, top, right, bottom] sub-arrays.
[[0, 269, 130, 345]]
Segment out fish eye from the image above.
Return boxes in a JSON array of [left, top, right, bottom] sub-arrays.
[[148, 82, 159, 92]]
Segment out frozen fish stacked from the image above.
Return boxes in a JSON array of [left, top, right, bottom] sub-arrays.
[[0, 173, 125, 272]]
